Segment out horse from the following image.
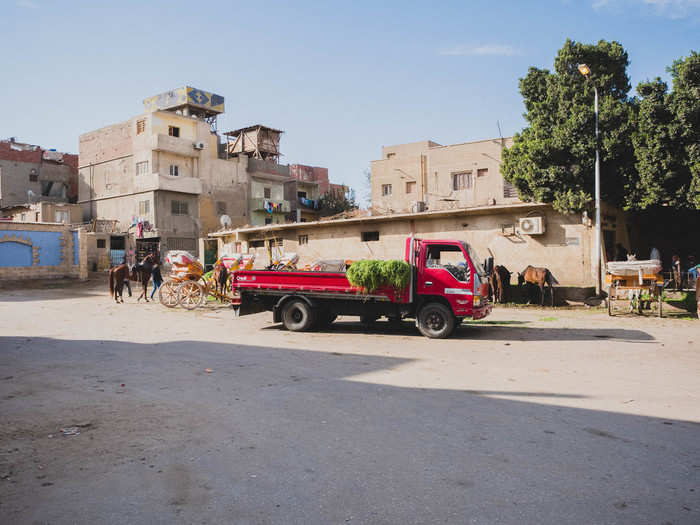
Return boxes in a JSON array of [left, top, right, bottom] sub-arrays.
[[108, 253, 157, 303], [489, 265, 512, 303], [212, 261, 229, 302], [517, 265, 558, 306]]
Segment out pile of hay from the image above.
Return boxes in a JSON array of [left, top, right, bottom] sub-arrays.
[[346, 260, 411, 293]]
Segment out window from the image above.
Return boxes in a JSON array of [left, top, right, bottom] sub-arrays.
[[477, 168, 488, 177], [387, 152, 396, 159], [29, 168, 38, 182], [298, 235, 308, 245], [171, 200, 188, 215], [405, 181, 416, 194], [96, 239, 106, 249], [136, 161, 149, 176], [168, 237, 197, 251], [217, 201, 227, 215], [297, 191, 307, 198], [139, 200, 150, 215], [265, 218, 272, 225], [234, 242, 242, 253], [381, 184, 392, 196], [264, 187, 271, 199], [452, 171, 473, 191], [425, 244, 471, 283], [168, 126, 180, 137], [249, 240, 265, 248], [503, 180, 518, 198], [136, 119, 146, 135], [361, 231, 379, 242], [20, 213, 26, 221], [169, 164, 179, 176], [55, 210, 69, 224]]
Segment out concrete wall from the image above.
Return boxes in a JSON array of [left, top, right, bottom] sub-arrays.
[[0, 222, 87, 281], [3, 202, 81, 224], [370, 137, 516, 213], [215, 205, 600, 293]]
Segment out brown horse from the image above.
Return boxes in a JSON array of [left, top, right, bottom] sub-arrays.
[[108, 254, 157, 303], [212, 262, 229, 302], [489, 265, 512, 303], [517, 265, 558, 306]]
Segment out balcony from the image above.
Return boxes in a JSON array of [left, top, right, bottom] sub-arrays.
[[298, 197, 320, 211], [151, 134, 201, 157], [249, 197, 291, 213], [134, 173, 202, 195]]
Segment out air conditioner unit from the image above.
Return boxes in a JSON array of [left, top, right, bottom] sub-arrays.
[[193, 142, 205, 150], [519, 216, 545, 235]]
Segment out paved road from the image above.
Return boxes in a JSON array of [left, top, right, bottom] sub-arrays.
[[1, 284, 699, 524]]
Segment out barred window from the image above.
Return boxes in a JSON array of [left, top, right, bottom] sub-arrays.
[[171, 200, 188, 215], [477, 168, 488, 177], [452, 171, 472, 190], [168, 237, 197, 251], [298, 235, 308, 245], [136, 161, 149, 176], [136, 119, 146, 134]]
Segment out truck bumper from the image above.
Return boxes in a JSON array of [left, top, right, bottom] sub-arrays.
[[472, 304, 492, 320]]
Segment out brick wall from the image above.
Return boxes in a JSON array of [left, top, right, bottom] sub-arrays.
[[0, 222, 87, 281]]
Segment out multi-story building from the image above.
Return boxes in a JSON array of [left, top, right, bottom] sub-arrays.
[[78, 88, 296, 257], [0, 138, 78, 209], [370, 137, 516, 214]]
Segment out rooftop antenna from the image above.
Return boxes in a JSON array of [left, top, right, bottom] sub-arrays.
[[497, 120, 504, 147]]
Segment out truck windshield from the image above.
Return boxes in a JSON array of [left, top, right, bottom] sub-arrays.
[[462, 242, 487, 277]]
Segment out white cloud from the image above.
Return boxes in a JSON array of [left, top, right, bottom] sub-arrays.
[[439, 44, 522, 57], [17, 0, 39, 8], [592, 0, 700, 19]]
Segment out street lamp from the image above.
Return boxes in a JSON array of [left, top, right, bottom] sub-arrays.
[[578, 63, 602, 295]]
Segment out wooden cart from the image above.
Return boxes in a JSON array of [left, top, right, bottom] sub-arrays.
[[606, 260, 663, 317]]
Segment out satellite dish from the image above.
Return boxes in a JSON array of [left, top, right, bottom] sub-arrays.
[[220, 214, 232, 228]]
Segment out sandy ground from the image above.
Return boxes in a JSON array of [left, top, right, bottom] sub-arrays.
[[0, 279, 699, 524]]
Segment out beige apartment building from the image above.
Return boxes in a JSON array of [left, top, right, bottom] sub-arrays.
[[370, 137, 516, 214], [78, 88, 296, 258]]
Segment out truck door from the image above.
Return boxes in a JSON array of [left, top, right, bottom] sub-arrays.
[[417, 242, 474, 316]]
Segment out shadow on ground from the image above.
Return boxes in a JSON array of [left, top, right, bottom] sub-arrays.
[[0, 335, 694, 524], [260, 319, 655, 342]]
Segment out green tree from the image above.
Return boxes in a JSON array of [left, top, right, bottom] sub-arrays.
[[502, 39, 638, 213], [632, 51, 700, 209], [319, 185, 358, 217]]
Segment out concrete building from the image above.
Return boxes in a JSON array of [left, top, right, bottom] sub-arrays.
[[210, 201, 632, 301], [1, 201, 82, 224], [370, 137, 517, 214], [0, 138, 78, 209], [78, 88, 347, 260]]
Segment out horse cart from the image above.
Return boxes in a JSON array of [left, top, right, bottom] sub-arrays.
[[159, 251, 254, 309], [606, 260, 663, 317]]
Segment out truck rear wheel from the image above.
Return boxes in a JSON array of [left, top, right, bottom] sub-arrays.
[[417, 302, 456, 339], [281, 299, 315, 332]]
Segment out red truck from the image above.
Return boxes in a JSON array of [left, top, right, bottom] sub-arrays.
[[231, 236, 491, 338]]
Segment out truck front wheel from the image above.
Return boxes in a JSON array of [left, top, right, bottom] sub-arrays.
[[282, 299, 316, 332], [417, 303, 456, 339]]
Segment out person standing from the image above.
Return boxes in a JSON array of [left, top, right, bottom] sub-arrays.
[[150, 261, 163, 300]]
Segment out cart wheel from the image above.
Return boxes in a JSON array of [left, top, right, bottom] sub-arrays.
[[159, 281, 179, 308], [177, 281, 206, 310]]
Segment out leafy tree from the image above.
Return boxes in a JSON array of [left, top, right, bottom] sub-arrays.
[[319, 185, 358, 217], [502, 39, 638, 213], [632, 51, 700, 209]]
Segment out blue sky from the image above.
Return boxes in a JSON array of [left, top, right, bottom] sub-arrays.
[[1, 0, 697, 200]]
